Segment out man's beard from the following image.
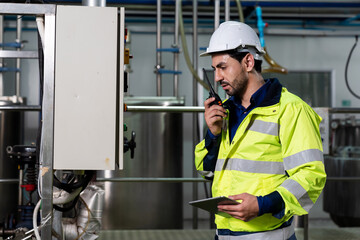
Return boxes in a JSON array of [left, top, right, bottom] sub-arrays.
[[221, 75, 248, 98]]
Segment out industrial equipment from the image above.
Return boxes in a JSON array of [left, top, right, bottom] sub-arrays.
[[324, 113, 360, 227], [0, 99, 23, 224], [98, 96, 183, 230], [0, 3, 130, 239]]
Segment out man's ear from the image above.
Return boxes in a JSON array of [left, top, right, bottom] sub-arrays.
[[243, 53, 255, 72]]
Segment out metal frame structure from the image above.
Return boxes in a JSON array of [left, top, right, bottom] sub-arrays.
[[1, 3, 126, 239], [1, 3, 55, 239]]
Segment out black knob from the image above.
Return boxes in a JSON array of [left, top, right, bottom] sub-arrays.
[[124, 131, 136, 159]]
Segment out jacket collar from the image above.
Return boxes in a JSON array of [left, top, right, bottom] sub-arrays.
[[258, 78, 283, 107]]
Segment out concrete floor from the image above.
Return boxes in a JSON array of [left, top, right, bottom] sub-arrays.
[[99, 218, 360, 240], [99, 227, 360, 240], [99, 219, 360, 240]]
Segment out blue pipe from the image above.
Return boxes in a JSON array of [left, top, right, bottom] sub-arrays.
[[343, 13, 360, 23], [241, 1, 360, 8], [157, 69, 182, 74], [0, 42, 22, 48], [0, 67, 21, 72], [156, 48, 180, 53], [256, 6, 266, 48]]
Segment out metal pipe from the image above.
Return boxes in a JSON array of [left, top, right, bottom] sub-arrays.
[[192, 0, 199, 230], [4, 176, 360, 183], [0, 178, 19, 183], [18, 169, 23, 206], [126, 105, 204, 112], [0, 50, 38, 59], [156, 0, 162, 96], [0, 105, 41, 111], [15, 15, 21, 99], [326, 177, 360, 181], [0, 15, 3, 96], [82, 0, 106, 6], [329, 108, 360, 113], [225, 0, 230, 21], [214, 0, 220, 29], [304, 215, 309, 240], [173, 0, 180, 97], [96, 177, 210, 183]]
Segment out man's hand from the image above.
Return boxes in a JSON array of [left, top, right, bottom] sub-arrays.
[[204, 97, 227, 136], [217, 193, 259, 222]]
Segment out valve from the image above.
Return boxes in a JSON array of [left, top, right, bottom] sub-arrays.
[[124, 131, 136, 159]]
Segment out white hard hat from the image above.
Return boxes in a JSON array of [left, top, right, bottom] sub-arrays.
[[200, 21, 265, 59]]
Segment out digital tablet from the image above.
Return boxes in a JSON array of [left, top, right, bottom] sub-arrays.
[[189, 196, 239, 217]]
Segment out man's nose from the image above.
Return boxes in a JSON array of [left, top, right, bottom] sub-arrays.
[[214, 70, 223, 82]]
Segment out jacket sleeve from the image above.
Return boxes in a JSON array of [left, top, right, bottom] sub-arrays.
[[194, 130, 221, 179], [276, 102, 327, 217]]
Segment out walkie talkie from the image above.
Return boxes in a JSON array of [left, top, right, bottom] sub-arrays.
[[203, 68, 227, 108]]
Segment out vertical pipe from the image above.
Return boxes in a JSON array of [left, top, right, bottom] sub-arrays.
[[40, 12, 56, 240], [15, 15, 21, 99], [214, 0, 220, 29], [0, 15, 3, 96], [18, 169, 23, 205], [192, 0, 199, 230], [173, 0, 180, 97], [225, 0, 230, 21], [304, 214, 309, 240], [214, 0, 220, 89], [156, 0, 162, 96]]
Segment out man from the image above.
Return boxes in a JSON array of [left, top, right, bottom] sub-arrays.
[[194, 21, 326, 240]]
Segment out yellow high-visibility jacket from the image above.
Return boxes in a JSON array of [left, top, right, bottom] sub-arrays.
[[195, 79, 326, 232]]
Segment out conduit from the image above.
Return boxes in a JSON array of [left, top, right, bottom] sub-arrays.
[[256, 6, 288, 74], [235, 0, 245, 23], [35, 16, 45, 49], [178, 0, 209, 91]]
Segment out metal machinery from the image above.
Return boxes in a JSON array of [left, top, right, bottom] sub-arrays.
[[98, 97, 184, 229], [0, 100, 23, 232], [323, 109, 360, 227], [0, 3, 127, 239]]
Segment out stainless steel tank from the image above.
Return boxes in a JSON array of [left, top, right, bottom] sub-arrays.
[[324, 156, 360, 226], [98, 97, 184, 230], [0, 99, 23, 221], [323, 118, 360, 227]]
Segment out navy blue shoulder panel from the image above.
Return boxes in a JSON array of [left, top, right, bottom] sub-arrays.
[[258, 78, 282, 107]]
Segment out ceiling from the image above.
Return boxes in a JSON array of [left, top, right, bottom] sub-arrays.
[[5, 0, 360, 35]]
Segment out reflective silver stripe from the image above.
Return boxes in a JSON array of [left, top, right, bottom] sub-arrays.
[[198, 170, 214, 178], [248, 119, 279, 136], [215, 158, 285, 175], [216, 221, 294, 240], [283, 149, 323, 171], [281, 179, 313, 212], [215, 159, 225, 172]]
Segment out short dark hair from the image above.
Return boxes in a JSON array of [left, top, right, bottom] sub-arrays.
[[228, 50, 262, 73]]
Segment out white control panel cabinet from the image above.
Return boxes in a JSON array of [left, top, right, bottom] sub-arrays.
[[54, 6, 122, 170]]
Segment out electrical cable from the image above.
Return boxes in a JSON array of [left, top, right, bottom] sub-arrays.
[[33, 200, 41, 240], [345, 36, 360, 99]]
